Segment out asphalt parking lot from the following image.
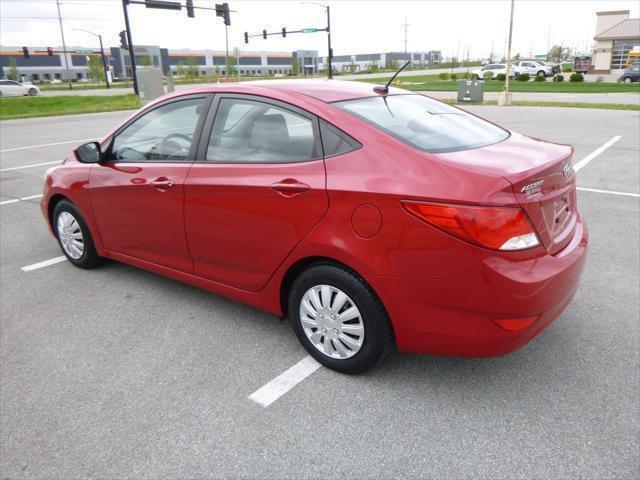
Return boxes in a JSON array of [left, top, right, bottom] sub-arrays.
[[1, 105, 639, 479]]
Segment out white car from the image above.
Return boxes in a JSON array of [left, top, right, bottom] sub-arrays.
[[0, 80, 40, 97], [471, 64, 519, 80], [513, 60, 553, 77]]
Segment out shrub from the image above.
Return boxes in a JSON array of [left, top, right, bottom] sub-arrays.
[[553, 74, 564, 82], [438, 72, 449, 80], [483, 71, 493, 81], [461, 71, 470, 79], [450, 73, 458, 81], [515, 72, 530, 81], [495, 73, 506, 81], [534, 74, 546, 82], [569, 72, 584, 82]]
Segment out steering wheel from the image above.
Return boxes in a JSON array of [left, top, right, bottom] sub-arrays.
[[158, 133, 192, 160]]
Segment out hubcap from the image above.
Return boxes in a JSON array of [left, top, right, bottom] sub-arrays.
[[299, 285, 365, 359], [56, 211, 84, 259]]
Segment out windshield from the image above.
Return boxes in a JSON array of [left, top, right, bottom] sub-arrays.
[[335, 94, 509, 153]]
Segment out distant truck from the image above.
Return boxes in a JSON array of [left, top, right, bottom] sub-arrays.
[[573, 55, 592, 74]]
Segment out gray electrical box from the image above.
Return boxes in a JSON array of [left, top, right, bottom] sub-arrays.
[[457, 79, 484, 103], [137, 67, 165, 103]]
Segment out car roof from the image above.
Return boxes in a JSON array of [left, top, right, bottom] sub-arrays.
[[174, 79, 408, 103]]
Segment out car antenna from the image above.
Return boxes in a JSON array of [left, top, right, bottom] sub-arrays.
[[374, 60, 411, 94]]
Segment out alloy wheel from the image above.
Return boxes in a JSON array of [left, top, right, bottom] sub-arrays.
[[299, 285, 365, 359]]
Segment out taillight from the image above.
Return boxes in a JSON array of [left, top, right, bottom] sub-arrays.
[[402, 201, 540, 251]]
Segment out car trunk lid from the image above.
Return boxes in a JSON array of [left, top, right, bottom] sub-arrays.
[[434, 132, 577, 255]]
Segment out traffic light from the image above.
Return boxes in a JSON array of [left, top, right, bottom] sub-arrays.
[[244, 32, 249, 44], [282, 27, 286, 38], [47, 47, 53, 56], [119, 30, 128, 49], [186, 0, 194, 18], [215, 3, 230, 26], [22, 47, 29, 59], [262, 29, 267, 40]]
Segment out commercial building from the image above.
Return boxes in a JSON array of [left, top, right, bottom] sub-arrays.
[[591, 10, 640, 74], [319, 51, 441, 72], [0, 45, 441, 82]]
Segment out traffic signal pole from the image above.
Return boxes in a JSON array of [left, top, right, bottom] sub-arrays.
[[55, 0, 72, 90], [98, 34, 110, 89], [121, 0, 140, 96]]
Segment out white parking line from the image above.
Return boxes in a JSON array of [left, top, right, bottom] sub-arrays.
[[21, 256, 67, 272], [0, 194, 43, 206], [0, 160, 60, 172], [248, 355, 321, 408], [574, 135, 622, 173], [0, 138, 95, 153], [577, 186, 639, 198]]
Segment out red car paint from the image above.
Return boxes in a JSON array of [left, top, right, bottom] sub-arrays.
[[42, 80, 588, 356]]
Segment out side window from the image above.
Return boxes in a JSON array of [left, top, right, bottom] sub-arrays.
[[111, 97, 206, 162], [320, 120, 361, 157], [206, 98, 318, 163]]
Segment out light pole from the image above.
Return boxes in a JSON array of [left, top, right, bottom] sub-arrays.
[[500, 0, 515, 106], [301, 2, 333, 79], [73, 28, 110, 89]]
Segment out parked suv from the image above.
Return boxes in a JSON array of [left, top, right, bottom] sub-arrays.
[[619, 64, 640, 83], [513, 60, 553, 77], [471, 64, 519, 80]]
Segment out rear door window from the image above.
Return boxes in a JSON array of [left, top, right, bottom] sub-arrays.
[[206, 98, 320, 163]]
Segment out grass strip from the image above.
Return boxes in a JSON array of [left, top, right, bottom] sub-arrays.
[[0, 94, 140, 120]]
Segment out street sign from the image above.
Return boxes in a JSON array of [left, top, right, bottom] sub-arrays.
[[301, 28, 317, 33], [75, 49, 94, 54]]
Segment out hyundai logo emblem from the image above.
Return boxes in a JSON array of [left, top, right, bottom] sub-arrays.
[[563, 163, 573, 177]]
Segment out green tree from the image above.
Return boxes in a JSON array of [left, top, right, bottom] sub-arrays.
[[138, 55, 152, 67], [6, 58, 19, 81], [390, 55, 400, 70], [87, 55, 104, 82], [291, 57, 300, 76], [547, 45, 571, 63], [369, 61, 379, 72], [185, 57, 198, 78], [226, 55, 237, 76], [176, 61, 186, 78]]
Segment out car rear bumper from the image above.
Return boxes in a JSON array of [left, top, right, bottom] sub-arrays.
[[370, 217, 589, 357]]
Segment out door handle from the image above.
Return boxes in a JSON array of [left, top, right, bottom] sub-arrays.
[[151, 178, 175, 190], [269, 179, 311, 197]]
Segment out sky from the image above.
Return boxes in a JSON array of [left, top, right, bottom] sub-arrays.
[[1, 0, 638, 59]]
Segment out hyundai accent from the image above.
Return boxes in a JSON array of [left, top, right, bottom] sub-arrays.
[[41, 80, 588, 373]]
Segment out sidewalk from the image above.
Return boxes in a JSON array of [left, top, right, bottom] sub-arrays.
[[420, 90, 640, 105]]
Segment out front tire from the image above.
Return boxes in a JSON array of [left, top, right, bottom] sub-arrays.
[[53, 200, 103, 269], [537, 70, 545, 78], [288, 264, 393, 374], [28, 88, 37, 96]]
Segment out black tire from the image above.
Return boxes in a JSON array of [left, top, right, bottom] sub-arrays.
[[288, 263, 393, 374], [52, 199, 103, 269], [624, 77, 632, 83], [473, 74, 480, 80], [536, 70, 545, 78], [28, 88, 37, 96]]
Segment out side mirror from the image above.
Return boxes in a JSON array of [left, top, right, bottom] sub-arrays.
[[75, 141, 102, 164]]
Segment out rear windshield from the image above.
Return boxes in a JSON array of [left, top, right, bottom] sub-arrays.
[[335, 94, 509, 153]]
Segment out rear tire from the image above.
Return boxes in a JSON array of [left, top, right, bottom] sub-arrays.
[[53, 199, 103, 269], [288, 264, 393, 374], [624, 77, 632, 83]]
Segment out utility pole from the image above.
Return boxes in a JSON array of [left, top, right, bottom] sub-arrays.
[[326, 5, 332, 79], [55, 0, 72, 90], [500, 0, 515, 106], [121, 0, 139, 95], [402, 17, 409, 64]]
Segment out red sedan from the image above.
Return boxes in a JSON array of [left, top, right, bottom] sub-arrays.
[[41, 80, 588, 373]]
